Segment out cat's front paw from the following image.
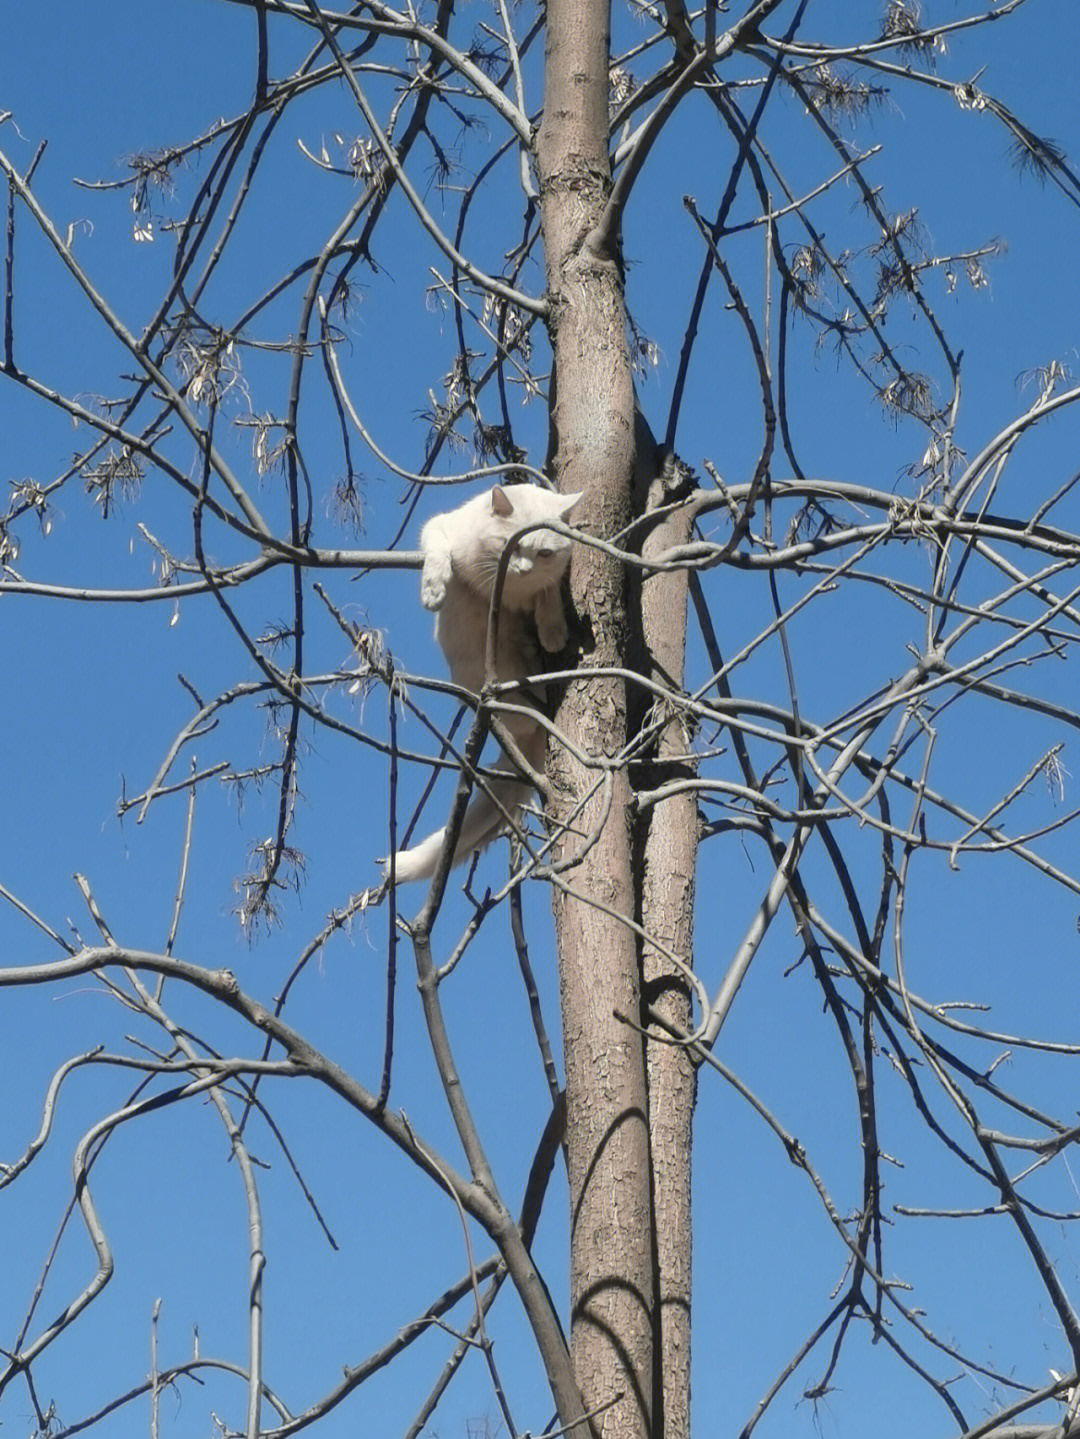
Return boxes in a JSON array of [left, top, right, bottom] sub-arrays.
[[421, 575, 446, 610], [421, 554, 452, 611], [535, 588, 569, 652], [537, 612, 568, 653]]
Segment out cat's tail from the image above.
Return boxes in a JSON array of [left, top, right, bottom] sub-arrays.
[[387, 772, 534, 885]]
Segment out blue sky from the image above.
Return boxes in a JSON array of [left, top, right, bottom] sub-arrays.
[[4, 3, 1080, 1437]]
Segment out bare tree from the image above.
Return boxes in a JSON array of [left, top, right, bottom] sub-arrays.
[[3, 3, 1080, 1438]]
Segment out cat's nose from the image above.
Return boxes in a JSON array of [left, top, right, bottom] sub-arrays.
[[516, 556, 533, 572]]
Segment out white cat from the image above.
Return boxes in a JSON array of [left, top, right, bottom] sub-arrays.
[[389, 483, 582, 885]]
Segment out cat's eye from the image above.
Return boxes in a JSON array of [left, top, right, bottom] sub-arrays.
[[537, 548, 553, 560]]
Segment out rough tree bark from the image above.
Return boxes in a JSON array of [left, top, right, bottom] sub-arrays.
[[536, 1, 657, 1434], [636, 438, 699, 1439]]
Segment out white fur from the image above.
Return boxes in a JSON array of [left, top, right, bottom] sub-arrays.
[[389, 484, 582, 884]]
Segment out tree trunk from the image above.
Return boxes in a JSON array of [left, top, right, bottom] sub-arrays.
[[638, 453, 698, 1439], [537, 2, 655, 1435]]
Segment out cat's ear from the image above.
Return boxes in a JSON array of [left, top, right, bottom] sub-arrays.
[[491, 485, 515, 517], [559, 491, 584, 522]]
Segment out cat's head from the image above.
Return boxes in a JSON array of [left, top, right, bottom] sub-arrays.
[[488, 484, 582, 586]]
